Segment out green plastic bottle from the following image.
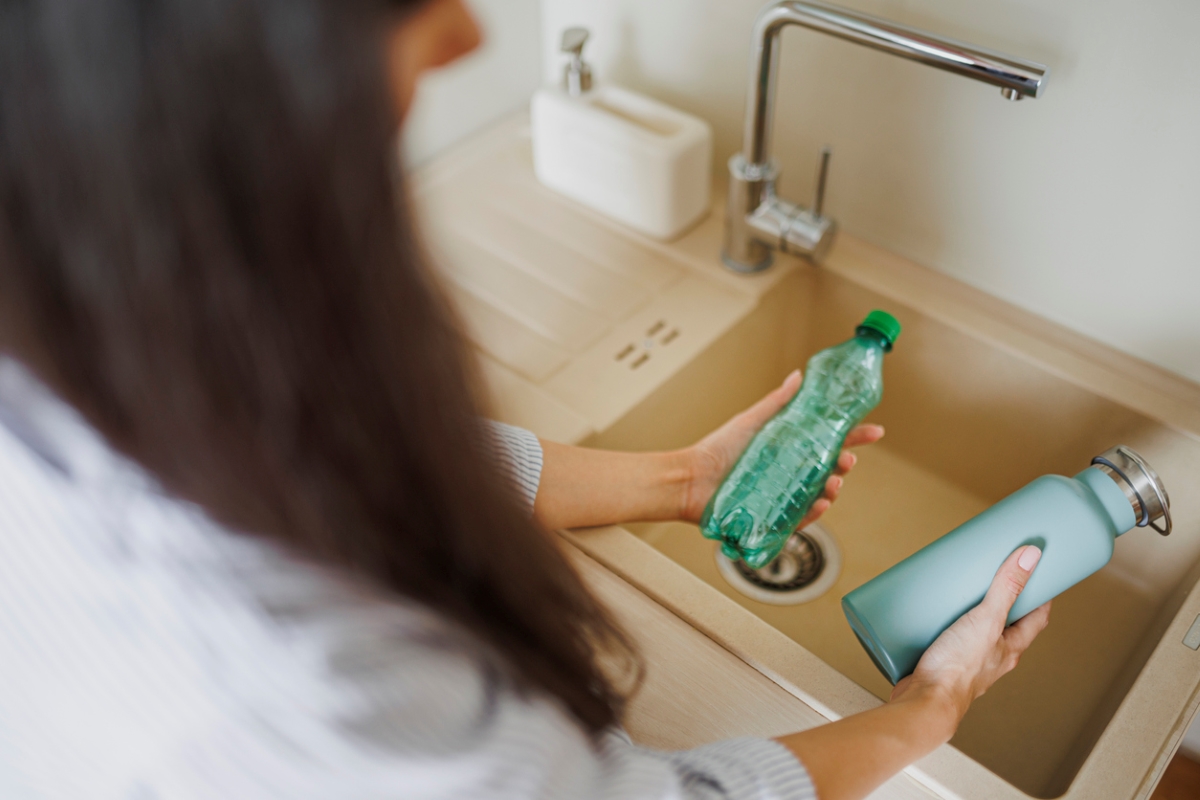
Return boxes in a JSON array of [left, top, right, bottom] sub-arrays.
[[700, 310, 901, 568]]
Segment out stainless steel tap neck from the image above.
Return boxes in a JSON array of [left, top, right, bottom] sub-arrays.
[[740, 1, 1048, 167], [722, 0, 1048, 272]]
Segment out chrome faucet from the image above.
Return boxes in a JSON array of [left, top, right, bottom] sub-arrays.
[[723, 0, 1048, 272]]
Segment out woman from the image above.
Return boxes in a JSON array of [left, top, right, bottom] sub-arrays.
[[0, 1, 1050, 798]]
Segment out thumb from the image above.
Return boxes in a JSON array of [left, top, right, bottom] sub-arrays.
[[889, 674, 913, 702], [980, 545, 1042, 619], [737, 369, 801, 429]]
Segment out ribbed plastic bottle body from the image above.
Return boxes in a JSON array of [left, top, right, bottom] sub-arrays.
[[700, 334, 886, 568]]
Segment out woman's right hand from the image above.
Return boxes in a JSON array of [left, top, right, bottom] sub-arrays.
[[889, 545, 1052, 725], [775, 546, 1050, 800]]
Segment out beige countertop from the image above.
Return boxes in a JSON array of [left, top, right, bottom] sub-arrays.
[[565, 537, 932, 800]]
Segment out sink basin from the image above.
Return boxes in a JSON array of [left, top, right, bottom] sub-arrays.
[[590, 263, 1200, 798], [416, 115, 1200, 800]]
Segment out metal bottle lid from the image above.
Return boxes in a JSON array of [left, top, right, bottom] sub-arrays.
[[1092, 445, 1172, 535]]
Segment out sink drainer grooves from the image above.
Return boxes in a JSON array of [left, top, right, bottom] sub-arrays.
[[614, 319, 681, 370]]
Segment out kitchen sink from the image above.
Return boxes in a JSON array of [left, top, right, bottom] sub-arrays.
[[588, 264, 1200, 798], [416, 115, 1200, 800]]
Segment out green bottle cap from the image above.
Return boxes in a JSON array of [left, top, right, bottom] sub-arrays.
[[857, 310, 901, 350]]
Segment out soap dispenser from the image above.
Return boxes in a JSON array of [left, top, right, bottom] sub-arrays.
[[531, 27, 713, 241]]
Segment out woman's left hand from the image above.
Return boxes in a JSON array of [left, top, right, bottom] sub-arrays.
[[678, 369, 885, 525]]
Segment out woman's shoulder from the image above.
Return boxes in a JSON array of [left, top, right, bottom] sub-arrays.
[[0, 355, 533, 792], [0, 354, 504, 694]]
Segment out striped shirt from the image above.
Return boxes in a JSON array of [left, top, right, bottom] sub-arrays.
[[481, 421, 544, 512], [0, 356, 816, 799]]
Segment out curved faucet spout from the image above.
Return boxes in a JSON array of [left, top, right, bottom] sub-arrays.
[[724, 0, 1048, 272]]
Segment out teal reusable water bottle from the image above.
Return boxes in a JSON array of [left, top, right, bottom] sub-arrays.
[[842, 445, 1172, 685], [700, 310, 901, 569]]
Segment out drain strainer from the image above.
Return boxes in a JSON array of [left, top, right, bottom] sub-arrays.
[[715, 522, 842, 605]]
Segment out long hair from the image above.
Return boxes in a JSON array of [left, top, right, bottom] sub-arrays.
[[0, 0, 637, 732]]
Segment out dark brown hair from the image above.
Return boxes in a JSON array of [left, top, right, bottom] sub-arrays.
[[0, 0, 636, 732]]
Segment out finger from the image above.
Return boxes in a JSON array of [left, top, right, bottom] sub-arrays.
[[822, 474, 843, 503], [798, 498, 831, 528], [834, 451, 857, 476], [980, 545, 1042, 620], [889, 675, 914, 702], [1003, 601, 1051, 654], [843, 424, 885, 448], [736, 370, 802, 430]]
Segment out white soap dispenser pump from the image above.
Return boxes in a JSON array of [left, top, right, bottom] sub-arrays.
[[531, 27, 712, 241], [560, 26, 592, 97]]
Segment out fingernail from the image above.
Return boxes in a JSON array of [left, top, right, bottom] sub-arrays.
[[783, 369, 800, 385], [1018, 546, 1042, 571]]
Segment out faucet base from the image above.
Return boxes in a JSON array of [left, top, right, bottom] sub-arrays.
[[721, 154, 837, 272], [747, 196, 837, 262], [721, 250, 774, 273], [721, 155, 778, 272], [721, 0, 1045, 276]]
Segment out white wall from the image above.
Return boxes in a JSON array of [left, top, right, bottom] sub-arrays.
[[541, 0, 1200, 384], [403, 0, 542, 165]]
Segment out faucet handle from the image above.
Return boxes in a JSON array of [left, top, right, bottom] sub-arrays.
[[560, 27, 593, 95], [812, 146, 831, 219]]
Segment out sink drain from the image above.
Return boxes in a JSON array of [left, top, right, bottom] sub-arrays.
[[715, 522, 842, 605]]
